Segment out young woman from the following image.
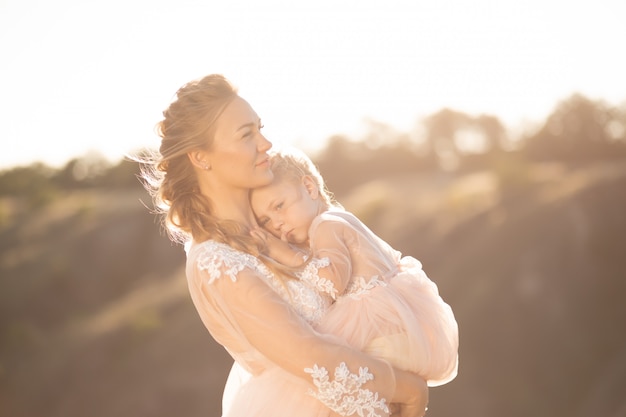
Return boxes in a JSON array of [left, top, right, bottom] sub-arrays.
[[141, 74, 428, 417], [250, 150, 459, 388]]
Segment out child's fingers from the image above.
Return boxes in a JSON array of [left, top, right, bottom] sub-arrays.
[[250, 228, 267, 243]]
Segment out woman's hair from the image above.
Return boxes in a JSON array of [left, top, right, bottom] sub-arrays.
[[268, 148, 341, 210], [140, 74, 264, 256]]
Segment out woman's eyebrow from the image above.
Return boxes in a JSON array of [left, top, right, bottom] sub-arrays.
[[236, 122, 255, 132], [236, 118, 261, 132]]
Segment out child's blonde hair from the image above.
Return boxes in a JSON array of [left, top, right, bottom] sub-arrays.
[[268, 148, 341, 210]]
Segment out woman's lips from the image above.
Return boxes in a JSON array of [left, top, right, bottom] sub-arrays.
[[256, 157, 269, 167]]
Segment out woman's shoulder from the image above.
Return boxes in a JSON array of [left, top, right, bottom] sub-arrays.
[[187, 239, 270, 284]]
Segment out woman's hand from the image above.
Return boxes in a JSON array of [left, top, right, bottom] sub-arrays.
[[399, 375, 428, 417], [389, 403, 400, 416], [390, 370, 429, 417]]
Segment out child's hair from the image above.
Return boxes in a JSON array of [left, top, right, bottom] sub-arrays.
[[251, 148, 341, 280], [268, 148, 341, 210]]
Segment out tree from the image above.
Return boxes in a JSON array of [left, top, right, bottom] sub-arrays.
[[524, 94, 626, 162]]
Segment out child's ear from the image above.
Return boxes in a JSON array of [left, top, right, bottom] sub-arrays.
[[302, 175, 320, 199]]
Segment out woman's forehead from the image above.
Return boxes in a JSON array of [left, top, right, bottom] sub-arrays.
[[218, 97, 259, 130]]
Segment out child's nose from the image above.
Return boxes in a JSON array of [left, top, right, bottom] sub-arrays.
[[270, 217, 283, 232]]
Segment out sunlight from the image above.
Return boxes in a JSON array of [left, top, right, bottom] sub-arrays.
[[1, 0, 625, 169]]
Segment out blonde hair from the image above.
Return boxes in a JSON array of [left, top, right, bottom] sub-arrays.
[[242, 148, 342, 279], [268, 148, 341, 210], [140, 74, 264, 257]]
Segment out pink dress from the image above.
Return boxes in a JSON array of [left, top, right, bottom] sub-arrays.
[[185, 240, 397, 417], [305, 210, 459, 387]]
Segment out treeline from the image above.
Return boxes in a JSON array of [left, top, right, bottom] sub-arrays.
[[1, 93, 625, 205], [315, 93, 626, 195], [0, 157, 141, 209]]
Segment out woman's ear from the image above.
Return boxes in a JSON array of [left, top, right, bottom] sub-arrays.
[[187, 150, 211, 171], [302, 175, 320, 199]]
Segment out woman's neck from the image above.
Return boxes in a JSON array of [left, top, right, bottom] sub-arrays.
[[215, 197, 257, 227], [200, 183, 257, 228]]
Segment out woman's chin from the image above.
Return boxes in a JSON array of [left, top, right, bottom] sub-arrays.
[[253, 174, 274, 189]]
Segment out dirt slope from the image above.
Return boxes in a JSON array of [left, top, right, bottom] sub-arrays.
[[1, 161, 625, 417]]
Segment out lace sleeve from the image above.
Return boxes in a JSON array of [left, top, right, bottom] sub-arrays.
[[194, 240, 254, 283], [186, 242, 396, 416], [305, 362, 390, 416], [297, 257, 340, 300]]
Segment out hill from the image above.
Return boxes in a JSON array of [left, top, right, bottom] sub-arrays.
[[1, 160, 625, 417]]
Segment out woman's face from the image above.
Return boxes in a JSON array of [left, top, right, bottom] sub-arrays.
[[204, 96, 273, 190]]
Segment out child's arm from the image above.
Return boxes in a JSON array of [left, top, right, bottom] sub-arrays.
[[250, 227, 307, 267], [308, 220, 354, 297]]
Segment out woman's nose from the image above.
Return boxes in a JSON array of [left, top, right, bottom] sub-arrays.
[[258, 133, 272, 152]]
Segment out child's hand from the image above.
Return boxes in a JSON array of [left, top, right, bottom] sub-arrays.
[[250, 227, 270, 245], [251, 227, 305, 266]]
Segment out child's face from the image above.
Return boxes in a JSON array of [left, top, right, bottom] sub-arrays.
[[251, 176, 321, 245]]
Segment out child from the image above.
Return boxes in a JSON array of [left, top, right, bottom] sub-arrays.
[[250, 149, 459, 387]]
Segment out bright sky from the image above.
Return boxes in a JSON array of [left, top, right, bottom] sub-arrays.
[[1, 0, 625, 169]]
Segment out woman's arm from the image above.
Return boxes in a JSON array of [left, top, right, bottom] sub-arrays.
[[189, 263, 427, 416]]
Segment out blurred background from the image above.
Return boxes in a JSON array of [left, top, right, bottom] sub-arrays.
[[1, 1, 626, 416], [2, 93, 626, 417]]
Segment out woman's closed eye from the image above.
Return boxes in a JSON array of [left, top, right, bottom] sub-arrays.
[[242, 122, 264, 140]]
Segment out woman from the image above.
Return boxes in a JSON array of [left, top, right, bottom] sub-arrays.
[[142, 74, 428, 417]]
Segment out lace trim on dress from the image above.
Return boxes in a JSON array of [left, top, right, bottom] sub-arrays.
[[345, 276, 387, 300], [297, 257, 338, 299], [284, 278, 328, 325], [305, 362, 389, 417], [195, 240, 273, 283], [195, 240, 329, 325]]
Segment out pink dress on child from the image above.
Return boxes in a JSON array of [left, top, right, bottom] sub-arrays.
[[304, 210, 459, 387]]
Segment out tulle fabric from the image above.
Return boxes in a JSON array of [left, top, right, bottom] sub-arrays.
[[308, 210, 459, 387], [317, 256, 458, 387]]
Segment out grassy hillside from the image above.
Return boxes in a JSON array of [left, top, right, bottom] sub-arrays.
[[1, 160, 625, 417]]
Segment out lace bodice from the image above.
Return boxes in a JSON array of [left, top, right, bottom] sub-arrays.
[[185, 239, 395, 416], [194, 240, 331, 325]]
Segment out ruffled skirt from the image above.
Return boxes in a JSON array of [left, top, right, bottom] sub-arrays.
[[317, 256, 458, 387]]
